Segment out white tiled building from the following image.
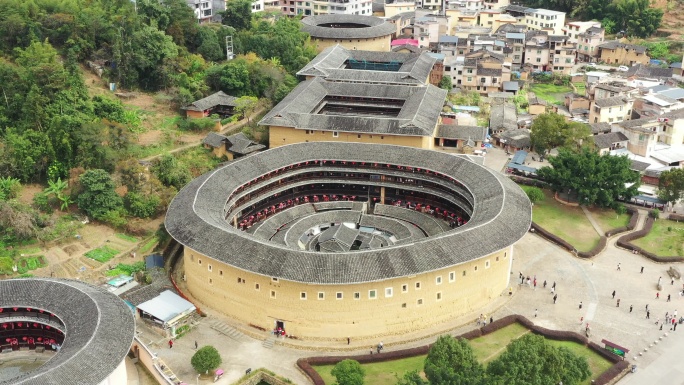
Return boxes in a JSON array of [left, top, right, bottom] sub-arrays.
[[524, 8, 565, 36], [188, 0, 213, 22], [280, 0, 372, 15]]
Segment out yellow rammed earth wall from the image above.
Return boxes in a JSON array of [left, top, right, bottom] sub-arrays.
[[268, 126, 434, 150], [311, 36, 392, 53], [183, 245, 512, 341]]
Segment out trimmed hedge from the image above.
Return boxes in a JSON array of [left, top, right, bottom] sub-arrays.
[[298, 314, 627, 385], [605, 208, 638, 237], [592, 360, 629, 385], [578, 236, 607, 258], [669, 213, 684, 222], [617, 217, 684, 263], [510, 175, 550, 188]]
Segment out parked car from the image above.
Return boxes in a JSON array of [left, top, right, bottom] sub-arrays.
[[618, 65, 629, 71], [587, 62, 597, 67]]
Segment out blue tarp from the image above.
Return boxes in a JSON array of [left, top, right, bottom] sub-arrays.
[[511, 150, 528, 165], [631, 195, 667, 205], [507, 162, 537, 173], [146, 253, 164, 269]]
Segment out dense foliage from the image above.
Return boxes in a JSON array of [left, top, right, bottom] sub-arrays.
[[529, 113, 591, 157], [486, 334, 591, 385], [424, 336, 484, 385], [658, 168, 684, 203], [537, 148, 640, 208]]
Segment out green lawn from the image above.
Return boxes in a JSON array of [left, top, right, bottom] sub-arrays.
[[529, 84, 573, 105], [139, 236, 158, 254], [116, 233, 138, 243], [470, 323, 530, 363], [312, 323, 612, 385], [84, 245, 120, 263], [531, 190, 600, 251], [632, 219, 684, 257], [314, 354, 425, 385], [573, 82, 586, 96], [588, 208, 631, 233]]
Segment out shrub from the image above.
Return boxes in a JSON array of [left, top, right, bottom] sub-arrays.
[[331, 359, 365, 385], [522, 186, 544, 203], [614, 204, 627, 215], [191, 345, 222, 374], [177, 117, 217, 132], [650, 208, 660, 219]]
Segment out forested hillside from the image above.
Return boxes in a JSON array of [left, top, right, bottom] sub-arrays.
[[0, 0, 315, 183]]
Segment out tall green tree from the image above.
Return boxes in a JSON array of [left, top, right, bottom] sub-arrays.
[[658, 168, 684, 204], [331, 359, 365, 385], [221, 0, 253, 31], [529, 113, 590, 157], [424, 336, 484, 385], [487, 334, 591, 385], [537, 148, 640, 208], [0, 176, 21, 201], [76, 169, 123, 220]]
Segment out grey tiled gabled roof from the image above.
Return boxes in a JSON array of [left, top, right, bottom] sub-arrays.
[[630, 159, 651, 172], [590, 122, 612, 134], [259, 78, 447, 136], [490, 102, 518, 131], [164, 142, 532, 284], [436, 125, 487, 141], [203, 132, 226, 148], [301, 14, 396, 39], [182, 91, 238, 112], [624, 64, 673, 79], [598, 40, 647, 54], [594, 96, 630, 108], [0, 279, 135, 385], [202, 132, 265, 155], [297, 45, 437, 85], [593, 131, 628, 149]]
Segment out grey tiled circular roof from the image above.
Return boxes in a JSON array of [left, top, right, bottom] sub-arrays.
[[165, 143, 532, 284], [0, 278, 135, 385], [301, 14, 396, 39]]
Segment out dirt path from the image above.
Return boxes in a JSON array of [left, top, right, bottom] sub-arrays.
[[139, 105, 268, 162]]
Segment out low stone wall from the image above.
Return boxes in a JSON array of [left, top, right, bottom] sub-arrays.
[[297, 314, 628, 385], [617, 217, 684, 263]]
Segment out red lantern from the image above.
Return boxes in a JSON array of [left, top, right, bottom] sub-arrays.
[[13, 307, 18, 311], [22, 337, 27, 341], [46, 326, 50, 330], [37, 337, 42, 342]]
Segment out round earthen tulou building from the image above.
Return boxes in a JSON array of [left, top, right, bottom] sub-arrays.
[[165, 142, 532, 341]]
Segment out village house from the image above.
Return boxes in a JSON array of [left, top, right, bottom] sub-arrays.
[[596, 41, 649, 66], [561, 21, 601, 42], [593, 131, 629, 155], [202, 132, 265, 160], [589, 96, 633, 124], [182, 91, 238, 119], [576, 26, 604, 62]]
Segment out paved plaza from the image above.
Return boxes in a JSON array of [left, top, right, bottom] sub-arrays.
[[139, 146, 684, 385]]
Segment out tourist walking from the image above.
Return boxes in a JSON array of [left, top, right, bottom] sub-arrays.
[[617, 299, 620, 307], [617, 263, 621, 271], [647, 310, 650, 319], [553, 294, 558, 304], [169, 339, 173, 349], [579, 301, 583, 310], [612, 290, 616, 299], [657, 292, 660, 299], [630, 305, 633, 313], [641, 266, 644, 274], [667, 294, 671, 302]]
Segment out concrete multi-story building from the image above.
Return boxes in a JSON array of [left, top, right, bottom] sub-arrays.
[[589, 96, 633, 124], [548, 35, 575, 74], [561, 21, 601, 42], [616, 111, 684, 158], [483, 0, 509, 10], [187, 0, 213, 22], [281, 0, 372, 16], [524, 8, 566, 36], [577, 26, 605, 62], [414, 15, 449, 48], [523, 32, 549, 71], [384, 0, 416, 18], [597, 41, 649, 66]]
